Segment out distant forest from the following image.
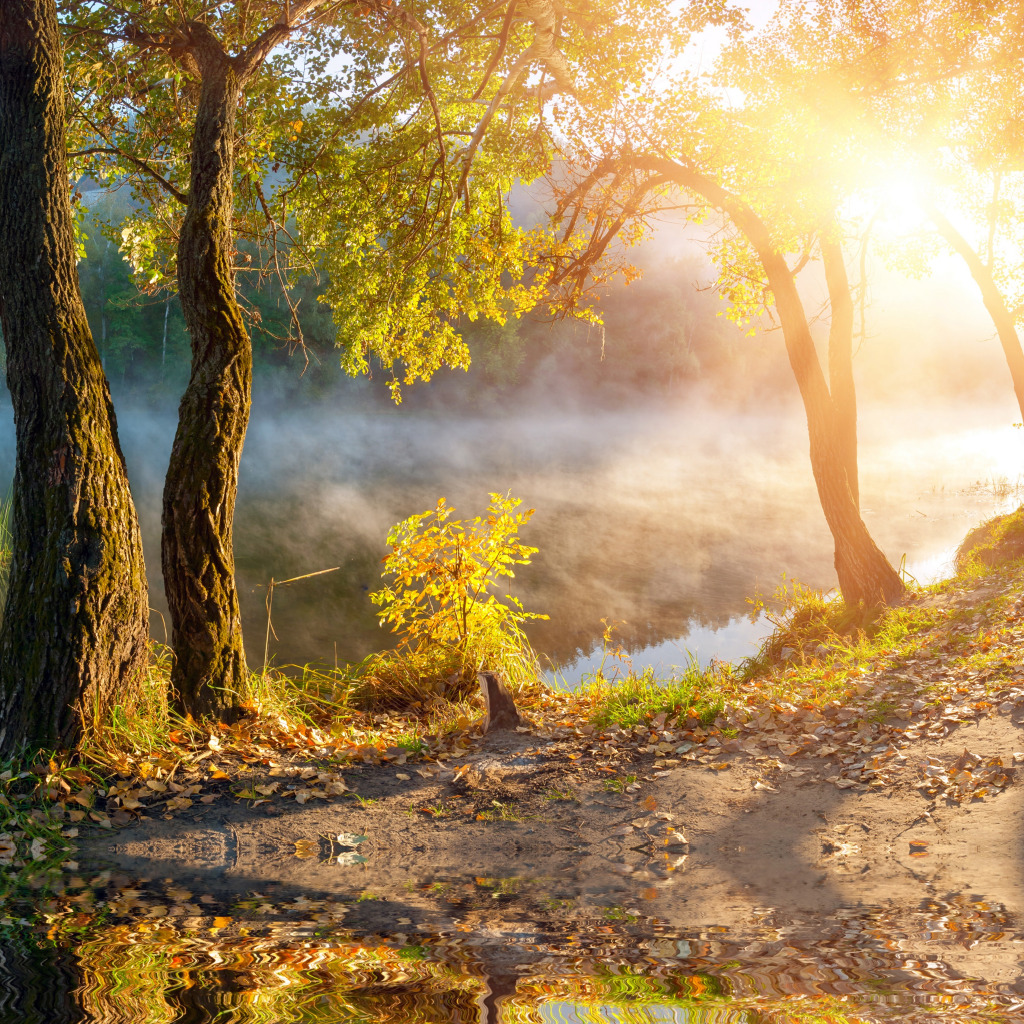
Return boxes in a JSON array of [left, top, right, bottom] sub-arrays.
[[64, 187, 789, 411]]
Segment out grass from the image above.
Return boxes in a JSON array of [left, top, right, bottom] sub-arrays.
[[476, 799, 523, 822], [421, 801, 454, 818], [395, 731, 425, 754], [353, 627, 546, 712], [955, 505, 1024, 572], [602, 773, 637, 793], [544, 787, 578, 802], [587, 663, 725, 730], [0, 760, 79, 861]]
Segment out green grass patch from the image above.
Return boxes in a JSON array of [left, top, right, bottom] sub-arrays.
[[544, 787, 578, 802], [602, 773, 637, 793], [476, 799, 523, 822], [587, 663, 725, 730], [737, 577, 946, 703], [955, 505, 1024, 572]]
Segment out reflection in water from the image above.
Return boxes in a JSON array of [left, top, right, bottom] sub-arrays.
[[114, 403, 1022, 681], [2, 865, 1023, 1023], [0, 400, 1015, 679]]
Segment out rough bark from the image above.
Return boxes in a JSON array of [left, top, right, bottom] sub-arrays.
[[162, 25, 253, 721], [635, 155, 904, 606], [0, 0, 149, 755], [926, 201, 1024, 424], [821, 231, 859, 509]]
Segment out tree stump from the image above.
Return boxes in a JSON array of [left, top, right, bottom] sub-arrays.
[[477, 671, 522, 732]]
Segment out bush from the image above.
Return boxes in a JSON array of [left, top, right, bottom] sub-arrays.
[[362, 492, 547, 707]]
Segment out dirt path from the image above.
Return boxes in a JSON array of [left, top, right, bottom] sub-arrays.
[[80, 703, 1024, 941]]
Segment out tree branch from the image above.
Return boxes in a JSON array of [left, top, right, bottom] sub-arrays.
[[68, 146, 188, 204]]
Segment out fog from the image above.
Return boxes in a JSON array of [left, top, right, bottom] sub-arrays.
[[13, 205, 1024, 683], [0, 392, 1006, 684]]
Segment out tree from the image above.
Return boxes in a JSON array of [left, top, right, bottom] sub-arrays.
[[737, 0, 1024, 422], [543, 64, 906, 605], [0, 0, 149, 753], [652, 161, 903, 605], [66, 0, 673, 717], [925, 195, 1024, 421]]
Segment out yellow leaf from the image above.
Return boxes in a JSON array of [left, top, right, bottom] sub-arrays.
[[294, 839, 318, 859]]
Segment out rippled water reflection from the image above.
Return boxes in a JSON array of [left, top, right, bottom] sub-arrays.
[[2, 865, 1023, 1023]]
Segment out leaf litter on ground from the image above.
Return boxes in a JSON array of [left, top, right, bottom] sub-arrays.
[[5, 557, 1024, 881]]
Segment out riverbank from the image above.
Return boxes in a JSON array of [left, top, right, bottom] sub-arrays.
[[4, 516, 1024, 1020], [78, 545, 1024, 900]]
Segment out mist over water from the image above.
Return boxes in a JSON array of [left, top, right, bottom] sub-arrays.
[[0, 394, 1004, 683]]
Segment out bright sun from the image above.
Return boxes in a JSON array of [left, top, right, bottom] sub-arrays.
[[872, 171, 931, 236]]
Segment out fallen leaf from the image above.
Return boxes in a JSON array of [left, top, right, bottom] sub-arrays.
[[336, 833, 367, 847], [335, 851, 368, 866]]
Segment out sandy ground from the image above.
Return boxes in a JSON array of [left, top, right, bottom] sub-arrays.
[[79, 707, 1024, 977]]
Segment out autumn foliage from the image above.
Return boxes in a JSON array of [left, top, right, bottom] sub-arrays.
[[364, 493, 547, 706]]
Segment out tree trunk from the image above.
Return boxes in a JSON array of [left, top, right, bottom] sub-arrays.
[[162, 26, 252, 721], [764, 247, 904, 606], [821, 230, 859, 509], [640, 155, 904, 607], [926, 201, 1024, 424], [0, 0, 149, 754], [477, 671, 522, 732]]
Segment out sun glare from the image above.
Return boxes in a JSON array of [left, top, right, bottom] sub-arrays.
[[867, 169, 933, 240]]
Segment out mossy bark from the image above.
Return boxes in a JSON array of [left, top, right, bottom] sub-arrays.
[[162, 26, 252, 721], [0, 0, 149, 754]]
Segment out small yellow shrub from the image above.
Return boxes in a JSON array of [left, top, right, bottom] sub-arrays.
[[364, 492, 547, 705]]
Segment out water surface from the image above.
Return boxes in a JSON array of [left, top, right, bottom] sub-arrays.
[[0, 398, 1016, 680]]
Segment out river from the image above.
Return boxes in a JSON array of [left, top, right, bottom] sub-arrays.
[[86, 397, 1022, 684]]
